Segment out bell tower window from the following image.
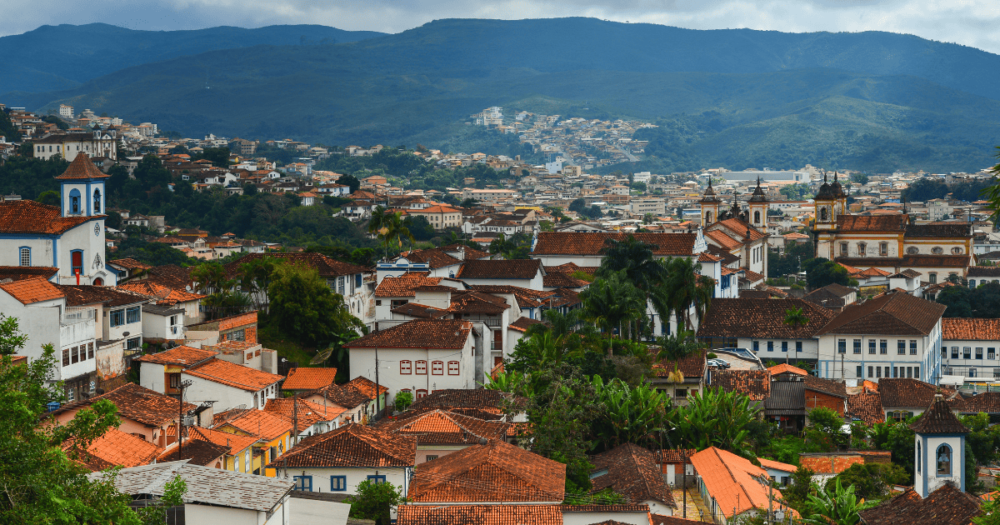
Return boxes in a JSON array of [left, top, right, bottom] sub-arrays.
[[754, 210, 761, 225], [936, 445, 951, 476], [820, 207, 829, 221], [93, 188, 101, 214], [69, 189, 81, 215]]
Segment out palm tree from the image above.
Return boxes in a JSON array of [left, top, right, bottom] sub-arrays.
[[580, 271, 644, 356], [667, 258, 700, 331], [784, 306, 811, 364], [642, 213, 655, 225], [597, 235, 664, 292]]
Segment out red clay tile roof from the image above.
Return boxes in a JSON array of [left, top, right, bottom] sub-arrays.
[[0, 266, 60, 282], [591, 443, 675, 508], [78, 383, 196, 428], [156, 438, 229, 466], [714, 218, 767, 241], [396, 504, 562, 525], [457, 259, 543, 280], [282, 367, 338, 391], [183, 359, 283, 391], [544, 262, 599, 275], [407, 389, 516, 417], [711, 370, 771, 401], [439, 244, 490, 261], [55, 152, 110, 180], [798, 453, 865, 475], [375, 272, 443, 298], [879, 378, 963, 410], [698, 252, 723, 262], [910, 395, 970, 434], [65, 428, 162, 471], [815, 291, 946, 336], [109, 258, 152, 271], [269, 423, 416, 468], [136, 345, 217, 366], [381, 409, 510, 445], [836, 255, 972, 269], [859, 485, 981, 525], [957, 392, 1000, 414], [408, 440, 566, 503], [468, 284, 554, 308], [509, 316, 543, 333], [309, 382, 372, 410], [143, 265, 196, 290], [542, 272, 590, 288], [942, 318, 1000, 341], [758, 457, 796, 473], [705, 229, 743, 250], [847, 391, 885, 425], [697, 298, 836, 339], [651, 516, 707, 525], [346, 376, 388, 399], [346, 319, 472, 349], [532, 232, 698, 257], [400, 248, 463, 269], [657, 449, 698, 464], [213, 408, 292, 441], [117, 281, 204, 305], [905, 223, 973, 238], [0, 277, 64, 304], [768, 363, 808, 376], [263, 398, 345, 432], [188, 425, 259, 455], [449, 290, 510, 315], [688, 447, 786, 518], [59, 285, 148, 307], [836, 215, 906, 232], [804, 375, 847, 398]]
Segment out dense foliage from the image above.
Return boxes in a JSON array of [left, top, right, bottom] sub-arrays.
[[936, 282, 1000, 318]]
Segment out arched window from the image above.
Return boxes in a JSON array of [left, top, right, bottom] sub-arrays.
[[936, 444, 952, 476], [19, 247, 30, 267], [858, 243, 866, 257], [69, 189, 81, 215], [932, 247, 944, 255], [93, 188, 101, 213], [93, 277, 104, 286], [917, 441, 921, 473], [820, 207, 829, 221], [754, 211, 761, 224], [907, 247, 919, 255], [705, 210, 713, 224], [71, 250, 83, 275], [952, 247, 963, 255]]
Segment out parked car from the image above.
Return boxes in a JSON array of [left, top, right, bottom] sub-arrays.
[[707, 358, 731, 369]]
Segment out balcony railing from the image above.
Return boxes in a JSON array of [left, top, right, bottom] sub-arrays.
[[491, 341, 502, 351]]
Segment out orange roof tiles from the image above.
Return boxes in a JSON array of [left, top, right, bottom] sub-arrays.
[[183, 359, 283, 391], [768, 363, 808, 377], [397, 505, 562, 525], [758, 457, 796, 473], [270, 423, 416, 468], [188, 425, 258, 455], [54, 153, 110, 180], [689, 447, 786, 518], [214, 408, 292, 441], [117, 281, 205, 305], [136, 345, 217, 366], [705, 229, 742, 250], [346, 319, 472, 350], [346, 376, 388, 399], [798, 454, 865, 475], [0, 276, 64, 304], [836, 215, 906, 232], [381, 409, 510, 444], [282, 367, 338, 391], [590, 443, 675, 509], [263, 398, 345, 432], [815, 292, 946, 336], [65, 428, 162, 471], [375, 272, 443, 298], [715, 218, 767, 242], [218, 311, 258, 331], [942, 318, 1000, 341]]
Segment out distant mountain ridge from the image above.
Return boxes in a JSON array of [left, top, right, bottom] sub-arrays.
[[0, 23, 386, 94], [5, 18, 1000, 172]]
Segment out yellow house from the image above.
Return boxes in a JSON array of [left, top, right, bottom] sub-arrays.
[[212, 409, 293, 477], [188, 425, 259, 473]]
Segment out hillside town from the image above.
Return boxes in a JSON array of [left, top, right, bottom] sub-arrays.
[[4, 101, 1000, 525]]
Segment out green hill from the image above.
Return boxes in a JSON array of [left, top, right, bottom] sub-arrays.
[[7, 18, 1000, 172]]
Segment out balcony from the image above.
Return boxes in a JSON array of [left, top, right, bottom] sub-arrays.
[[61, 309, 95, 326], [491, 341, 502, 351]]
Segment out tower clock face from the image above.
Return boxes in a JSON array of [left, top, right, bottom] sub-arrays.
[[94, 223, 101, 236]]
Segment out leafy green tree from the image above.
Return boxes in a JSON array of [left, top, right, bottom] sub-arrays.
[[346, 479, 407, 525], [597, 236, 664, 292], [402, 215, 435, 242], [826, 463, 907, 502], [580, 271, 644, 354], [482, 370, 530, 395], [804, 258, 857, 290], [338, 174, 361, 193], [974, 495, 1000, 525], [590, 376, 668, 449], [667, 388, 758, 458], [236, 256, 279, 311], [799, 478, 861, 525], [194, 147, 231, 167], [850, 173, 869, 185], [781, 466, 816, 510], [488, 232, 532, 260], [568, 198, 587, 213], [872, 419, 917, 482], [267, 262, 364, 350], [655, 329, 703, 361], [394, 391, 413, 412], [0, 109, 22, 141], [805, 407, 847, 452], [36, 190, 60, 206]]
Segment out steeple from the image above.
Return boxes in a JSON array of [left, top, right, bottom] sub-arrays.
[[911, 394, 969, 498], [699, 178, 721, 226]]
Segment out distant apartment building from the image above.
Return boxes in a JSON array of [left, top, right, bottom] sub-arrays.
[[462, 188, 518, 203], [32, 131, 118, 162], [408, 205, 463, 230], [58, 105, 74, 119], [229, 137, 257, 156], [471, 106, 503, 126], [631, 198, 665, 216]]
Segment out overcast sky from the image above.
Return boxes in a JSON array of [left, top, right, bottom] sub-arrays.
[[3, 0, 1000, 54]]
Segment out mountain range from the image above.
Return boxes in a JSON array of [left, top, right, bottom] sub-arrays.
[[3, 18, 1000, 172]]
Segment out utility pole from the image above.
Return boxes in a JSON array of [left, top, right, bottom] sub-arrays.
[[682, 449, 687, 519], [177, 380, 192, 459]]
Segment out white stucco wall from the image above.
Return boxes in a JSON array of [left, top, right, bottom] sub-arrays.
[[349, 343, 476, 399], [139, 361, 167, 394], [283, 467, 410, 496]]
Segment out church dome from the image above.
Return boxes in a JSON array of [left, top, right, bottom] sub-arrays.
[[815, 172, 836, 201], [830, 172, 846, 197]]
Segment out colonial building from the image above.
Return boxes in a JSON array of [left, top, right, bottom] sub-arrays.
[[699, 178, 770, 280], [31, 131, 118, 162]]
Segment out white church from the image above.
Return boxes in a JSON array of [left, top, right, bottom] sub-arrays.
[[0, 153, 116, 286]]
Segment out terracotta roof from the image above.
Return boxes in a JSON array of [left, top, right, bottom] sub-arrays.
[[879, 378, 963, 410], [156, 438, 229, 466], [835, 255, 972, 269], [688, 447, 785, 519], [651, 516, 707, 525], [263, 398, 345, 432], [187, 425, 258, 455], [956, 392, 1000, 414], [803, 375, 847, 398], [439, 244, 491, 261], [54, 153, 110, 180], [407, 389, 515, 416], [544, 263, 599, 276], [697, 298, 836, 339], [143, 265, 195, 290], [183, 359, 283, 391], [396, 504, 562, 525], [346, 319, 472, 350], [910, 395, 970, 434], [136, 345, 217, 366], [742, 269, 765, 283], [109, 258, 152, 271], [68, 383, 196, 428], [509, 316, 543, 333], [590, 443, 675, 508], [0, 266, 60, 282], [282, 367, 338, 391], [698, 252, 723, 262], [758, 457, 796, 473], [711, 370, 771, 401], [213, 408, 292, 441], [65, 428, 162, 471], [408, 440, 566, 503], [309, 382, 372, 411], [59, 285, 148, 307], [905, 223, 973, 238], [468, 284, 554, 308], [968, 266, 1000, 278], [715, 218, 767, 241], [652, 349, 706, 380], [799, 453, 865, 475], [705, 229, 742, 250], [532, 232, 697, 257], [846, 391, 885, 425], [399, 248, 462, 269], [858, 485, 981, 525], [449, 290, 510, 315], [391, 302, 451, 319], [942, 318, 1000, 341], [657, 449, 698, 464], [346, 376, 388, 400], [836, 215, 906, 232], [542, 272, 590, 288], [768, 363, 808, 376], [223, 253, 369, 279], [375, 272, 443, 298], [269, 423, 415, 468], [0, 277, 63, 304], [457, 259, 542, 280], [117, 281, 204, 305], [381, 409, 510, 444], [815, 292, 946, 336]]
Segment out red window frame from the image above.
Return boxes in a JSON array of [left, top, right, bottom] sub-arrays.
[[416, 389, 428, 399], [447, 361, 460, 375], [431, 361, 444, 375], [415, 361, 427, 375], [400, 360, 412, 375]]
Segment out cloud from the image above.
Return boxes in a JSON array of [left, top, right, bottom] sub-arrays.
[[2, 0, 1000, 54]]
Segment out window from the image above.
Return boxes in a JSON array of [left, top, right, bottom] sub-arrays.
[[953, 247, 964, 255], [853, 339, 861, 354], [235, 455, 240, 472], [19, 247, 30, 267], [971, 280, 977, 288], [977, 347, 984, 360], [71, 346, 79, 364], [331, 476, 347, 491], [856, 365, 863, 378], [915, 366, 920, 379], [93, 189, 101, 213], [937, 445, 952, 476], [110, 309, 125, 327], [356, 274, 363, 288], [970, 368, 978, 378], [415, 361, 427, 375], [293, 475, 313, 492], [880, 242, 888, 256], [126, 307, 140, 323], [929, 273, 938, 284], [840, 243, 848, 256], [426, 455, 439, 462], [880, 340, 887, 355], [858, 243, 866, 256], [869, 340, 876, 355], [768, 341, 775, 352], [126, 338, 141, 351], [917, 442, 921, 473], [448, 361, 460, 375], [990, 348, 996, 360], [782, 341, 788, 353], [942, 346, 948, 358], [416, 389, 428, 398], [964, 347, 972, 359], [170, 374, 179, 388], [367, 475, 387, 484], [796, 341, 802, 353], [675, 388, 688, 399], [753, 341, 759, 353], [910, 340, 918, 356], [898, 340, 906, 355], [62, 348, 70, 367], [245, 451, 250, 472], [952, 347, 959, 359], [71, 250, 83, 275], [868, 366, 874, 378], [431, 361, 444, 375], [932, 247, 944, 255], [884, 366, 890, 378], [400, 360, 412, 374], [876, 366, 881, 378], [88, 342, 94, 359], [69, 189, 81, 214]]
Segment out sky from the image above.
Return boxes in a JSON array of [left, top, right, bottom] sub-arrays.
[[2, 0, 1000, 54]]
